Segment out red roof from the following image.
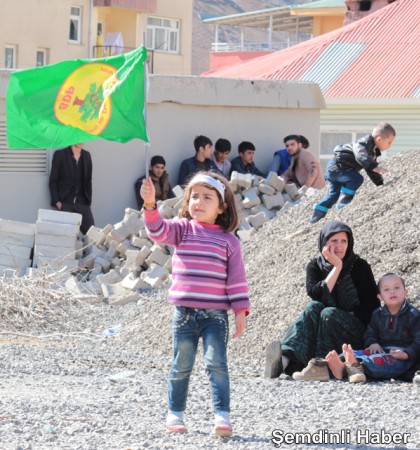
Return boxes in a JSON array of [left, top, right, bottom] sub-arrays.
[[202, 0, 420, 99]]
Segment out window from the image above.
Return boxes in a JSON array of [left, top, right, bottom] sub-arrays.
[[0, 119, 48, 173], [319, 130, 369, 172], [5, 45, 16, 69], [36, 49, 48, 67], [146, 17, 180, 53], [69, 6, 82, 43]]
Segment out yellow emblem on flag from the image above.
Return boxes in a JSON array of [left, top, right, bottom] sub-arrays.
[[54, 63, 118, 135]]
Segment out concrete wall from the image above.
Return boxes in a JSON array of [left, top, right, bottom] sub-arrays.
[[0, 73, 324, 227]]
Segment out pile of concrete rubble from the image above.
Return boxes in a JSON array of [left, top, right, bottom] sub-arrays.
[[0, 170, 316, 305]]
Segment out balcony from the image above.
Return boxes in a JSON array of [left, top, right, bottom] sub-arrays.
[[93, 46, 154, 73], [93, 0, 156, 12]]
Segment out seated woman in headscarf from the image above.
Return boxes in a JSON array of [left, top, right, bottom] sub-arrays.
[[265, 220, 380, 380]]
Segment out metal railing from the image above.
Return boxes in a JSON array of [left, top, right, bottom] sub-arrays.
[[211, 39, 309, 52], [93, 46, 154, 73]]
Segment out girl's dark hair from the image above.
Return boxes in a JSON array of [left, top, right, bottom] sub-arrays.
[[179, 171, 240, 232]]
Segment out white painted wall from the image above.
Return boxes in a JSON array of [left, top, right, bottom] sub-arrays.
[[0, 74, 325, 227]]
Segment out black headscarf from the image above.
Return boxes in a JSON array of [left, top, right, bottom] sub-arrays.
[[316, 221, 357, 275]]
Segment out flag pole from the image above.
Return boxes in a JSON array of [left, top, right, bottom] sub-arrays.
[[142, 34, 150, 181]]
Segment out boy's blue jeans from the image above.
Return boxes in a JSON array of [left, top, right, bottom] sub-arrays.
[[353, 348, 413, 379], [314, 160, 364, 213], [168, 306, 230, 414]]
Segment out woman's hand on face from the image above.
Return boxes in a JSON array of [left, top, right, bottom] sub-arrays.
[[322, 244, 343, 268]]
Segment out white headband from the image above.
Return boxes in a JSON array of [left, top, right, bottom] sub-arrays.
[[190, 174, 226, 201]]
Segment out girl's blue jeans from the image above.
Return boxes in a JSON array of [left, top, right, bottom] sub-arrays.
[[353, 348, 413, 379], [168, 306, 230, 413]]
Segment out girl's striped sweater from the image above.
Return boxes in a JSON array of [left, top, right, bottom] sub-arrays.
[[144, 208, 250, 315]]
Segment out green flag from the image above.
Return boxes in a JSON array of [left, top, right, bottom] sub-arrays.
[[6, 46, 149, 149]]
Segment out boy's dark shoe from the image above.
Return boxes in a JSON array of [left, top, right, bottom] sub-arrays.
[[309, 209, 326, 224], [265, 341, 283, 378], [292, 358, 329, 381]]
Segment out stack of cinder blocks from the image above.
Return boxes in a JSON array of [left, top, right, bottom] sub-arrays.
[[81, 207, 173, 305], [75, 174, 314, 302], [32, 209, 82, 272], [231, 171, 309, 241], [0, 219, 35, 276]]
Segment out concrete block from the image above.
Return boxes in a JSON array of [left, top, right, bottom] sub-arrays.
[[145, 247, 171, 268], [121, 273, 151, 290], [230, 171, 253, 189], [284, 182, 300, 200], [96, 269, 123, 285], [0, 232, 34, 247], [265, 172, 285, 192], [130, 236, 150, 249], [35, 220, 80, 237], [138, 229, 149, 239], [105, 240, 119, 259], [111, 214, 144, 242], [100, 282, 128, 299], [258, 183, 276, 195], [172, 185, 184, 198], [64, 276, 101, 297], [34, 256, 79, 271], [0, 253, 31, 268], [86, 226, 107, 246], [35, 233, 77, 248], [248, 212, 269, 230], [110, 257, 122, 268], [158, 203, 175, 219], [38, 209, 82, 225], [109, 291, 141, 306], [75, 240, 83, 259], [262, 193, 285, 210], [250, 205, 277, 220], [0, 219, 36, 236], [234, 193, 243, 203], [80, 253, 96, 269], [0, 265, 25, 277], [242, 187, 261, 209], [0, 244, 32, 259], [238, 219, 252, 231], [283, 193, 292, 203], [161, 196, 181, 208], [34, 244, 77, 259], [95, 256, 111, 273], [87, 244, 107, 258], [237, 228, 256, 241], [124, 249, 147, 272], [172, 197, 184, 213], [140, 264, 169, 288]]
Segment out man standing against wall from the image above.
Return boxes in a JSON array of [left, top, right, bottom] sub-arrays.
[[49, 143, 94, 235]]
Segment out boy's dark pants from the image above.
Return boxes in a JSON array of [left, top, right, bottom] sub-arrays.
[[313, 160, 364, 215]]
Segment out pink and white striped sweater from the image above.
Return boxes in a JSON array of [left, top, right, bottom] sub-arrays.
[[144, 208, 250, 315]]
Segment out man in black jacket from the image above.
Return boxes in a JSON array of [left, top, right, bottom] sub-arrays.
[[310, 123, 395, 224], [49, 143, 94, 234]]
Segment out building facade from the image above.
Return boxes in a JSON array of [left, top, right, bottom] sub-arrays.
[[0, 0, 192, 75]]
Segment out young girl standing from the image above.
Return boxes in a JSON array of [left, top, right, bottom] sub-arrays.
[[140, 171, 250, 437]]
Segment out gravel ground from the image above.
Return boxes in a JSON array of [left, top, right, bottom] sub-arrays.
[[0, 150, 419, 450]]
